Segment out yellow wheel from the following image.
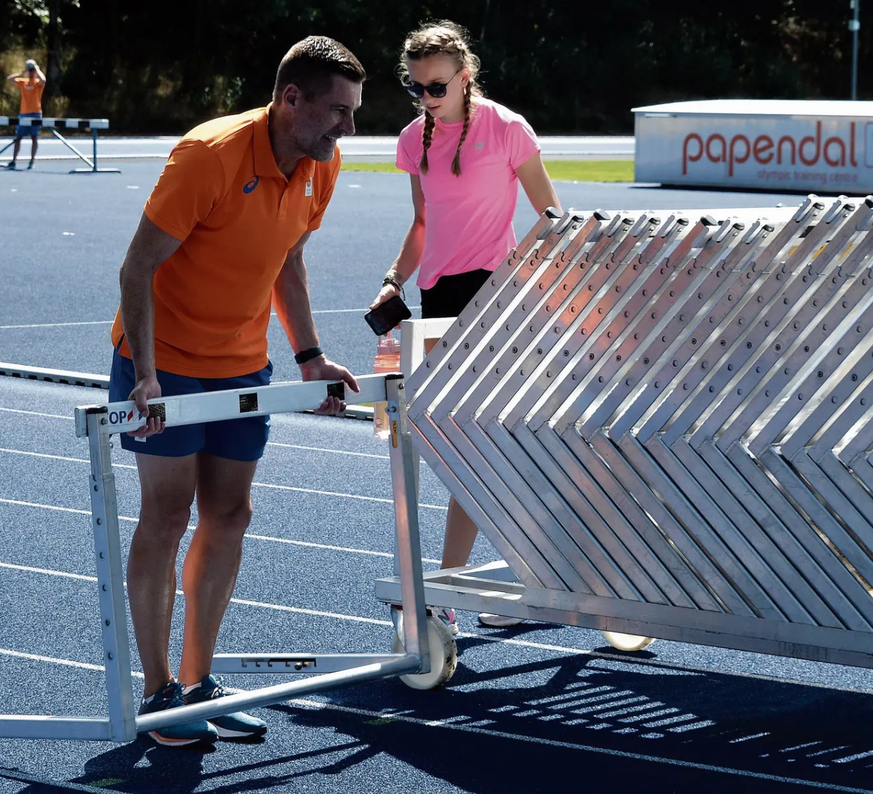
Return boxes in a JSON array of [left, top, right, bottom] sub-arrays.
[[392, 614, 458, 690], [602, 631, 656, 652]]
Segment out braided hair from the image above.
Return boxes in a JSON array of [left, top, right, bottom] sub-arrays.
[[398, 20, 483, 177]]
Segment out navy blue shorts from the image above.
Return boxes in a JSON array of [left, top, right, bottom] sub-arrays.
[[109, 350, 272, 461], [15, 112, 41, 138]]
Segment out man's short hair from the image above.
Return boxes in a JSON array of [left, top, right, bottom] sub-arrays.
[[273, 36, 366, 102]]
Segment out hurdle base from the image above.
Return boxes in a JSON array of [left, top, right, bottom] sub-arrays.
[[376, 562, 873, 674], [70, 167, 121, 174]]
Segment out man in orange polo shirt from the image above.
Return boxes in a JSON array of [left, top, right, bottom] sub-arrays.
[[5, 58, 46, 170], [109, 36, 364, 747]]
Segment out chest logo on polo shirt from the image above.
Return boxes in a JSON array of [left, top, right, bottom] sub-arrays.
[[474, 142, 484, 150], [243, 176, 260, 194]]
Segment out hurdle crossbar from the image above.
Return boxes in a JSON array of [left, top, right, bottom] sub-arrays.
[[0, 117, 119, 173], [0, 373, 429, 742]]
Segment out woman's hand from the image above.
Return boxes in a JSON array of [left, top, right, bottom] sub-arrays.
[[369, 282, 400, 310]]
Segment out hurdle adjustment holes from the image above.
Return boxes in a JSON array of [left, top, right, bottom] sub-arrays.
[[512, 347, 518, 354], [102, 585, 107, 592], [817, 370, 825, 379], [852, 373, 859, 381], [464, 343, 470, 350], [105, 619, 111, 626], [95, 518, 102, 526]]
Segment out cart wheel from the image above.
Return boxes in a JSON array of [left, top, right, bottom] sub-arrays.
[[602, 631, 656, 652], [392, 614, 458, 690]]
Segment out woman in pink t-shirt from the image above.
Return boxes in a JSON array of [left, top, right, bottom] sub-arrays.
[[370, 20, 562, 633]]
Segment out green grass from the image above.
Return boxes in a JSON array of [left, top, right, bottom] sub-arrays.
[[340, 159, 635, 182]]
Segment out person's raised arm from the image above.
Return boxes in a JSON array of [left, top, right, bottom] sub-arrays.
[[274, 233, 359, 413], [370, 174, 426, 309], [5, 71, 23, 83], [119, 214, 183, 429], [515, 152, 562, 216], [33, 63, 46, 85]]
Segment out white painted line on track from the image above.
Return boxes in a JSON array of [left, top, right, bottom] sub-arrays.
[[0, 320, 113, 330], [267, 440, 389, 459], [0, 407, 72, 420], [0, 448, 449, 510], [0, 306, 422, 330], [0, 768, 126, 793], [0, 647, 106, 673], [0, 640, 868, 794], [0, 497, 441, 563]]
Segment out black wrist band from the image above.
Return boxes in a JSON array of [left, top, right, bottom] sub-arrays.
[[295, 346, 323, 365], [382, 275, 405, 299]]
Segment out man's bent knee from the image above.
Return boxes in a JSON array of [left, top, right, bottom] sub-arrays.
[[137, 503, 192, 545]]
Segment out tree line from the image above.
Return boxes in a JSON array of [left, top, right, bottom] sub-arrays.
[[1, 0, 868, 135]]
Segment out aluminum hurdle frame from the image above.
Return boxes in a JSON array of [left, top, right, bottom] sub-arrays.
[[378, 198, 873, 673], [0, 116, 120, 173], [0, 373, 430, 742]]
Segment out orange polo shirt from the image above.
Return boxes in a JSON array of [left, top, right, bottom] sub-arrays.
[[111, 105, 341, 378], [15, 78, 44, 114]]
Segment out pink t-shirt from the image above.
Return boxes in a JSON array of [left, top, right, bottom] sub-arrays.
[[396, 97, 540, 290]]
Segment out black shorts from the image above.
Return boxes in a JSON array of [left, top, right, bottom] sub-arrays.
[[420, 269, 493, 320]]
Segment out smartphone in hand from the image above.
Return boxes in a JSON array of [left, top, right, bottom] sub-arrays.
[[364, 295, 412, 336]]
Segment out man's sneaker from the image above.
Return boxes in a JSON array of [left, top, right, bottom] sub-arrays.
[[432, 606, 459, 636], [478, 612, 524, 628], [138, 681, 218, 747], [26, 161, 33, 170], [4, 162, 16, 170], [182, 675, 267, 740]]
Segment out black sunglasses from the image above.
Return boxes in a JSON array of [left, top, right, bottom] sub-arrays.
[[402, 68, 462, 99]]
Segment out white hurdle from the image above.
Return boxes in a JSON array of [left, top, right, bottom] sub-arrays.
[[0, 372, 430, 742], [0, 116, 119, 174]]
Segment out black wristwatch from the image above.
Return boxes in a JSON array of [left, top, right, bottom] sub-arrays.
[[295, 346, 324, 365]]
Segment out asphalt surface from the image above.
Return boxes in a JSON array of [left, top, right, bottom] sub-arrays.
[[3, 162, 873, 793]]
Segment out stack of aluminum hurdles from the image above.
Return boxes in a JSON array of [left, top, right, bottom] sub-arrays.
[[405, 196, 873, 667]]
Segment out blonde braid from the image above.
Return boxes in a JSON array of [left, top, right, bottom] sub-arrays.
[[451, 82, 472, 176], [420, 112, 435, 174]]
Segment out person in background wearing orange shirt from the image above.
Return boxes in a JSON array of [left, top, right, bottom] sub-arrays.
[[109, 36, 364, 747], [5, 58, 45, 170]]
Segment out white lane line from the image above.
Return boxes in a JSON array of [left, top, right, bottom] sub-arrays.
[[0, 768, 126, 794], [0, 407, 72, 420], [0, 561, 95, 582], [0, 410, 391, 459], [0, 307, 423, 330], [0, 650, 867, 793], [0, 647, 105, 672], [267, 441, 388, 459], [0, 497, 441, 563], [0, 561, 391, 627], [0, 320, 113, 330], [0, 448, 448, 511]]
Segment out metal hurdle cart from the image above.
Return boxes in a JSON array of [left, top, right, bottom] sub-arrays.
[[377, 198, 873, 688], [0, 373, 439, 742]]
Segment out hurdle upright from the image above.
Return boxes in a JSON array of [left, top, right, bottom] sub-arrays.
[[0, 372, 432, 743], [0, 116, 120, 173]]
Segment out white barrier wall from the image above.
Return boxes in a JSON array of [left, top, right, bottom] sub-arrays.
[[634, 99, 873, 192]]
